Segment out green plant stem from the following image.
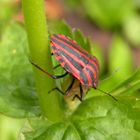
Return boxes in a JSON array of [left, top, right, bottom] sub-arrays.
[[22, 0, 63, 122]]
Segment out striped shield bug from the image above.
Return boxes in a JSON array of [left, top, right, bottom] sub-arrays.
[[31, 34, 117, 101]]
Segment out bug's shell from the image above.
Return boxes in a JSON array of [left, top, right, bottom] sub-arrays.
[[50, 34, 99, 88]]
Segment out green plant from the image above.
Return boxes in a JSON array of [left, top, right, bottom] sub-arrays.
[[64, 0, 140, 47], [81, 0, 134, 29], [0, 0, 140, 139], [123, 14, 140, 47]]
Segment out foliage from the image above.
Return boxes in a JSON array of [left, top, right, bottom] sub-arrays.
[[123, 14, 140, 47], [81, 0, 134, 29], [108, 35, 133, 88], [64, 0, 140, 47], [0, 115, 24, 140], [0, 20, 140, 139], [0, 0, 18, 34], [22, 96, 140, 140], [0, 23, 40, 118]]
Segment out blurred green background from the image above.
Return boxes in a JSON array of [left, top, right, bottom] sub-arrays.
[[0, 0, 140, 139]]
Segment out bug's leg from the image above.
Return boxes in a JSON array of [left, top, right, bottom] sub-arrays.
[[72, 95, 82, 102], [65, 78, 75, 95], [51, 53, 60, 69], [79, 83, 84, 100], [72, 83, 83, 101], [96, 88, 118, 101], [53, 71, 68, 79], [49, 78, 75, 95], [53, 64, 61, 69], [48, 87, 65, 95], [30, 60, 68, 79]]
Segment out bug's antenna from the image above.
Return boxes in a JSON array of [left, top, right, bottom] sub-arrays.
[[101, 68, 120, 82], [96, 88, 118, 101]]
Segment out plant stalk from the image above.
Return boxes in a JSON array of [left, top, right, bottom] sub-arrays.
[[22, 0, 63, 122]]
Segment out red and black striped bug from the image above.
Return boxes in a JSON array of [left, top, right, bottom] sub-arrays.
[[31, 34, 117, 101]]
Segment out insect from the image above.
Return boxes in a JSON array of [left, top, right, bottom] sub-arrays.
[[31, 34, 117, 101]]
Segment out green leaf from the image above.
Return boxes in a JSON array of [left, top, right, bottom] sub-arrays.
[[0, 22, 40, 118], [0, 115, 25, 140], [72, 97, 140, 139], [123, 14, 140, 47], [112, 68, 140, 97], [49, 20, 101, 89], [48, 20, 72, 37], [72, 29, 92, 53], [90, 42, 105, 75], [108, 35, 133, 89], [0, 20, 101, 119], [89, 35, 134, 96], [49, 21, 94, 53], [21, 118, 71, 140], [82, 0, 134, 29], [21, 96, 140, 140], [72, 29, 87, 50]]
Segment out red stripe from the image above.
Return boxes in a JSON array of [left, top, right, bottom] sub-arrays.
[[52, 40, 97, 80], [51, 47, 66, 67], [52, 42, 81, 81], [52, 37, 86, 67], [55, 56, 65, 67], [52, 35, 99, 72], [87, 65, 97, 79], [60, 35, 97, 60], [61, 34, 98, 63], [52, 41, 85, 68], [52, 46, 98, 87], [83, 69, 92, 86], [61, 54, 81, 82], [51, 36, 99, 86]]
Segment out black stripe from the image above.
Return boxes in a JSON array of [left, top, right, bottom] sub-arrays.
[[53, 50, 72, 74], [53, 50, 64, 64], [51, 37, 98, 74], [53, 45, 98, 82], [64, 63, 72, 73], [85, 67, 95, 85], [61, 51, 83, 71], [61, 51, 88, 84], [79, 72, 88, 85], [55, 35, 98, 62], [52, 38, 83, 60], [52, 46, 83, 71], [52, 46, 88, 84], [53, 35, 89, 63], [53, 34, 90, 57]]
